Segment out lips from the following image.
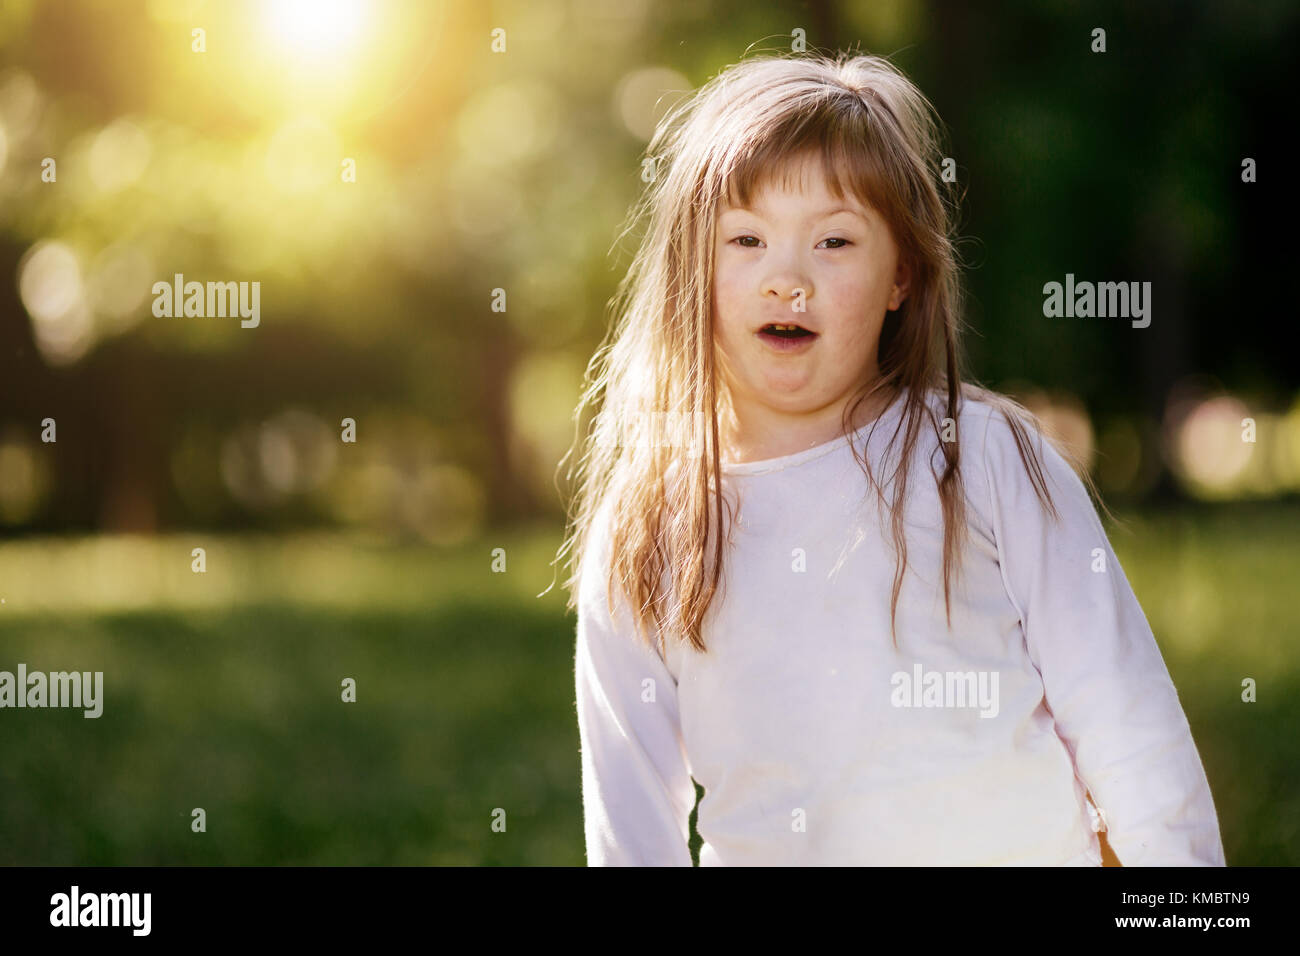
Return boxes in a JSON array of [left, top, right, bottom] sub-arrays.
[[756, 323, 819, 351], [756, 322, 817, 338], [754, 314, 819, 334]]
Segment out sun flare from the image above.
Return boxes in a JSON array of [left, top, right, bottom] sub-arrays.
[[265, 0, 368, 62]]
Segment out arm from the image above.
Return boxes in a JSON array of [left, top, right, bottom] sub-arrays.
[[574, 510, 695, 866], [982, 408, 1225, 866]]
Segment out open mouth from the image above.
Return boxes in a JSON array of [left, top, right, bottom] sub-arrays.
[[760, 323, 815, 338], [757, 323, 818, 347]]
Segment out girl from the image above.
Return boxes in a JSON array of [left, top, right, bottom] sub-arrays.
[[557, 50, 1225, 866]]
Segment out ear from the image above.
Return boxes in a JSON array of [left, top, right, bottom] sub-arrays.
[[888, 259, 912, 311]]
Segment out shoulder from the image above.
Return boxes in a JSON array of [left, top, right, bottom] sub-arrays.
[[909, 384, 1007, 480], [908, 384, 1001, 442], [957, 388, 1098, 531], [931, 386, 1061, 477], [917, 385, 1081, 526]]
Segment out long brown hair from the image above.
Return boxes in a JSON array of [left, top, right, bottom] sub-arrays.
[[551, 50, 1110, 657]]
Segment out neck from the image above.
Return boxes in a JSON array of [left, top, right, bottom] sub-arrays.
[[719, 383, 899, 465]]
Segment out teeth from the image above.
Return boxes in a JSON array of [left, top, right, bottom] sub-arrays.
[[767, 324, 803, 331]]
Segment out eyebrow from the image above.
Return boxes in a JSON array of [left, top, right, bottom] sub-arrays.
[[719, 204, 866, 221]]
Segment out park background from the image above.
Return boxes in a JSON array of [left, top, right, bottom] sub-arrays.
[[0, 0, 1296, 864]]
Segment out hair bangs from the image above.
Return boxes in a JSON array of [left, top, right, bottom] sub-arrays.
[[721, 98, 900, 231]]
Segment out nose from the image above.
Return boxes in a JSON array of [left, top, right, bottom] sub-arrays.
[[762, 256, 812, 308]]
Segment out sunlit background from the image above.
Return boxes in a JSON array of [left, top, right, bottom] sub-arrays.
[[0, 0, 1296, 865]]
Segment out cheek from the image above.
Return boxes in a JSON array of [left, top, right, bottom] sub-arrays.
[[712, 265, 748, 325], [822, 271, 894, 331]]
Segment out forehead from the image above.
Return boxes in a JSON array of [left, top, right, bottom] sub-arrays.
[[720, 150, 871, 215]]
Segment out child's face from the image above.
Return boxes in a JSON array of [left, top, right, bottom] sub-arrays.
[[712, 151, 909, 446]]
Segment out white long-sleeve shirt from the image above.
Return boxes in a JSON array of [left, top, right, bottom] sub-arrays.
[[575, 386, 1226, 865]]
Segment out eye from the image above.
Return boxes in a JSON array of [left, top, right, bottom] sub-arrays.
[[818, 237, 852, 249], [731, 235, 761, 247]]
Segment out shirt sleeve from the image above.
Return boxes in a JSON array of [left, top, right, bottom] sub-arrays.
[[574, 507, 696, 866], [981, 406, 1226, 866]]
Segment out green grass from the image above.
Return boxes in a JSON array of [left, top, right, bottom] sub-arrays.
[[0, 504, 1296, 864], [0, 601, 581, 864]]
